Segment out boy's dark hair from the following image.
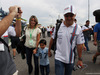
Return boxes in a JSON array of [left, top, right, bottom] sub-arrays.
[[39, 39, 46, 45]]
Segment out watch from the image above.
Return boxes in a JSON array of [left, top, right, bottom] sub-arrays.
[[78, 57, 82, 61]]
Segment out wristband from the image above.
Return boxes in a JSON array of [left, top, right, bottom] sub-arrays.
[[16, 19, 21, 20], [78, 57, 82, 61], [16, 18, 21, 20]]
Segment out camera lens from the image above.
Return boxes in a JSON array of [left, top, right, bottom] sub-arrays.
[[18, 8, 20, 13]]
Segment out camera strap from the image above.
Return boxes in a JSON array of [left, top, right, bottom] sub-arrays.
[[0, 38, 10, 52]]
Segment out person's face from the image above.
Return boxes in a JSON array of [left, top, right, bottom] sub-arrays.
[[40, 43, 46, 49], [30, 18, 36, 27], [64, 13, 75, 25], [86, 21, 90, 25], [74, 19, 77, 23]]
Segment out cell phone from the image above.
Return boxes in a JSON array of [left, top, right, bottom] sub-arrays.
[[18, 8, 20, 13]]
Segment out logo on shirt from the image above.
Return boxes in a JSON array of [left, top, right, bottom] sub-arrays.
[[70, 33, 77, 36]]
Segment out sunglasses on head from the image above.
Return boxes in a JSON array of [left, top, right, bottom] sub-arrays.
[[64, 14, 74, 17]]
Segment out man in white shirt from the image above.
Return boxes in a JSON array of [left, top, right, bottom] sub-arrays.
[[48, 5, 85, 75], [82, 20, 92, 52], [0, 6, 22, 75]]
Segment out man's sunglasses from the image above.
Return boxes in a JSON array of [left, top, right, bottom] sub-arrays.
[[64, 14, 74, 17]]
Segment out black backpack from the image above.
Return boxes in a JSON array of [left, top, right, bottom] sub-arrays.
[[51, 23, 61, 52]]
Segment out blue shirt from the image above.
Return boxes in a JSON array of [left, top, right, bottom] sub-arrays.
[[35, 47, 49, 66], [94, 23, 100, 40]]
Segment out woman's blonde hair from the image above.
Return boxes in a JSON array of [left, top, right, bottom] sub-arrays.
[[28, 15, 38, 28]]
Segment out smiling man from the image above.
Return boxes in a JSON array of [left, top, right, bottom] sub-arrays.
[[48, 5, 85, 75]]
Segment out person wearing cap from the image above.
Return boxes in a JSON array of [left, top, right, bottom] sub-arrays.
[[92, 9, 100, 63], [48, 6, 85, 75], [0, 5, 22, 75]]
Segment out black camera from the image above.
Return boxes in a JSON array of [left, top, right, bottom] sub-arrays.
[[18, 8, 20, 13]]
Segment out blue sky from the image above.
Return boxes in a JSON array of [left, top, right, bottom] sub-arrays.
[[0, 0, 100, 27]]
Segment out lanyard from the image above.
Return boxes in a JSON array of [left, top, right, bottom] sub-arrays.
[[29, 27, 35, 39]]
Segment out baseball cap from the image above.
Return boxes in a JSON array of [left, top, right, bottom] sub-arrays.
[[64, 5, 75, 15]]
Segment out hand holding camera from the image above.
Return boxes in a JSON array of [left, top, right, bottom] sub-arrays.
[[17, 7, 22, 18], [9, 5, 22, 18]]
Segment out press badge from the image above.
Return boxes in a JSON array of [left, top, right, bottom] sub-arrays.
[[0, 43, 5, 51], [29, 39, 34, 46]]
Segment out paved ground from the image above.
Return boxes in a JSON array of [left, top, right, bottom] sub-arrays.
[[10, 35, 100, 75]]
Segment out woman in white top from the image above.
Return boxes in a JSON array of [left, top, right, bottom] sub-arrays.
[[24, 15, 41, 75]]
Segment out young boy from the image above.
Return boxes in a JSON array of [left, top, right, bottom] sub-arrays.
[[34, 39, 50, 75]]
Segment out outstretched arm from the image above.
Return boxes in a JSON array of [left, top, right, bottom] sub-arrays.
[[33, 33, 41, 54], [77, 44, 83, 68], [94, 32, 97, 46], [0, 6, 20, 37], [48, 38, 53, 57], [15, 7, 22, 37]]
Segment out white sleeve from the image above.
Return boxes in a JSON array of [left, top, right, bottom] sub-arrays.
[[8, 26, 16, 36], [37, 28, 41, 34], [81, 26, 85, 31], [77, 28, 85, 44], [89, 25, 92, 28]]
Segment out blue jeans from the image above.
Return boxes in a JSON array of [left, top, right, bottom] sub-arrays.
[[84, 36, 90, 51], [40, 64, 50, 75], [25, 47, 39, 75], [55, 59, 74, 75]]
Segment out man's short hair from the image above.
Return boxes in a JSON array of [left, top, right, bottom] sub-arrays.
[[74, 19, 77, 21], [93, 9, 100, 22], [86, 20, 90, 23]]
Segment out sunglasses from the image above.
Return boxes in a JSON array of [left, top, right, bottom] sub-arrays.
[[64, 14, 74, 17]]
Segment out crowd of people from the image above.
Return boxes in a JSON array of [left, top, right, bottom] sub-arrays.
[[0, 5, 100, 75]]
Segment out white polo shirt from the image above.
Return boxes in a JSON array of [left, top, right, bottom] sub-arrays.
[[82, 25, 92, 31], [0, 26, 16, 51], [52, 22, 85, 64], [2, 26, 16, 37]]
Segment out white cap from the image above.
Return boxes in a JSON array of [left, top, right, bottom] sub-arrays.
[[64, 5, 75, 15]]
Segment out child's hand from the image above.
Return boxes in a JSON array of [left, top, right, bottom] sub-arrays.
[[83, 46, 86, 51], [82, 44, 86, 51], [33, 49, 37, 54], [48, 51, 52, 57]]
